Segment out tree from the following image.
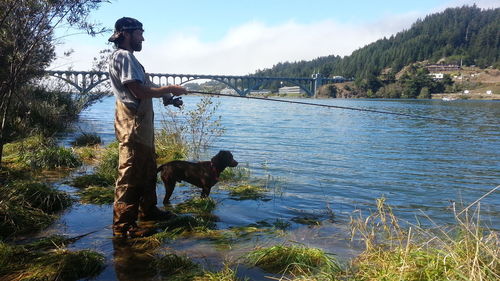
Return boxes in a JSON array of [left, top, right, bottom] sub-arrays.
[[0, 0, 108, 166]]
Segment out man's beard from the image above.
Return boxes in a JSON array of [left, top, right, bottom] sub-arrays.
[[132, 41, 142, 51]]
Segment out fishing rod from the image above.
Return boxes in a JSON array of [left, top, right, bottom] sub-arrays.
[[186, 90, 455, 123]]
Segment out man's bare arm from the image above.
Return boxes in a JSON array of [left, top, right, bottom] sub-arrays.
[[126, 81, 186, 99]]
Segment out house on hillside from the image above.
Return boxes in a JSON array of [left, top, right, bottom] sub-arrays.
[[429, 73, 444, 80], [425, 64, 460, 72]]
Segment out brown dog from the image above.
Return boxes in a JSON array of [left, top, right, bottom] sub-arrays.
[[157, 150, 238, 204]]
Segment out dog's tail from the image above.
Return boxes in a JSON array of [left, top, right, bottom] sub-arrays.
[[157, 164, 166, 173]]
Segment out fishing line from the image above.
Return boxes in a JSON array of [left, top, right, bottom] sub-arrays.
[[187, 91, 456, 123]]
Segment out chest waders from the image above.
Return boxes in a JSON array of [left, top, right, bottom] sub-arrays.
[[113, 98, 158, 232]]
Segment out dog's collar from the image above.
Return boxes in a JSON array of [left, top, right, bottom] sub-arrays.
[[210, 162, 220, 181]]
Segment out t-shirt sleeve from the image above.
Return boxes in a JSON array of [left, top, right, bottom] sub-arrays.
[[117, 52, 144, 85]]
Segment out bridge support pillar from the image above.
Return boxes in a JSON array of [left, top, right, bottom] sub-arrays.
[[312, 73, 324, 98]]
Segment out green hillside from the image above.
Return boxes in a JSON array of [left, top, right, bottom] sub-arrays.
[[254, 5, 499, 80]]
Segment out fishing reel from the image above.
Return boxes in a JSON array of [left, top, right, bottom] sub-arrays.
[[162, 96, 183, 108]]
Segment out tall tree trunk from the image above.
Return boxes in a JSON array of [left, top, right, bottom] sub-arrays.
[[0, 88, 14, 168]]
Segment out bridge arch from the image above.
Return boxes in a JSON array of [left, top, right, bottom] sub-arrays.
[[47, 71, 109, 94], [46, 70, 348, 97]]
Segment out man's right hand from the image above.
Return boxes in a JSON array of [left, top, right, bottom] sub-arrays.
[[167, 85, 187, 96]]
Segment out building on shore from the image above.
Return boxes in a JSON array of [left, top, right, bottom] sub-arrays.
[[220, 88, 238, 95], [278, 86, 306, 95]]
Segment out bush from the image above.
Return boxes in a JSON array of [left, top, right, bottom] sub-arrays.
[[158, 96, 224, 160], [418, 87, 431, 99]]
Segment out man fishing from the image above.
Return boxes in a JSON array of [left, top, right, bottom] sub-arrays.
[[108, 17, 187, 238]]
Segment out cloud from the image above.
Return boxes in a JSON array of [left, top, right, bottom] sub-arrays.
[[139, 16, 418, 76], [53, 0, 498, 75]]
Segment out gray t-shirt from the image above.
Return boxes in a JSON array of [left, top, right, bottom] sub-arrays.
[[108, 49, 145, 109]]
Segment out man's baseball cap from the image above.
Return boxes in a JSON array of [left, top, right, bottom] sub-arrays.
[[108, 17, 143, 42]]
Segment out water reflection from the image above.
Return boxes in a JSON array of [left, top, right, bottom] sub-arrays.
[[112, 238, 157, 281]]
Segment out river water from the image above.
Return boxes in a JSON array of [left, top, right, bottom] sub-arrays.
[[54, 96, 499, 280]]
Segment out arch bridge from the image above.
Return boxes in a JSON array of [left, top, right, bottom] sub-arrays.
[[45, 70, 346, 97]]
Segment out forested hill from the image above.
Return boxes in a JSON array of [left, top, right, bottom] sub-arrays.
[[253, 5, 500, 79]]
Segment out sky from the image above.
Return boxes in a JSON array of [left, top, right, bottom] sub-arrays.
[[51, 0, 499, 76]]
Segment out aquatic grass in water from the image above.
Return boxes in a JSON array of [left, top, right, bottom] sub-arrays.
[[174, 197, 217, 214], [246, 244, 341, 276], [219, 166, 251, 182], [71, 133, 101, 147], [0, 200, 55, 239], [291, 216, 322, 226], [154, 253, 200, 279], [0, 238, 105, 281], [73, 146, 99, 162], [0, 182, 72, 238], [3, 135, 81, 170], [71, 173, 115, 189], [193, 264, 248, 281], [94, 141, 119, 182], [223, 184, 268, 200], [12, 249, 105, 281], [22, 146, 82, 169], [78, 186, 114, 205], [7, 181, 73, 213]]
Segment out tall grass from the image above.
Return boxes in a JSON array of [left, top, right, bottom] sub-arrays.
[[348, 198, 499, 281]]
